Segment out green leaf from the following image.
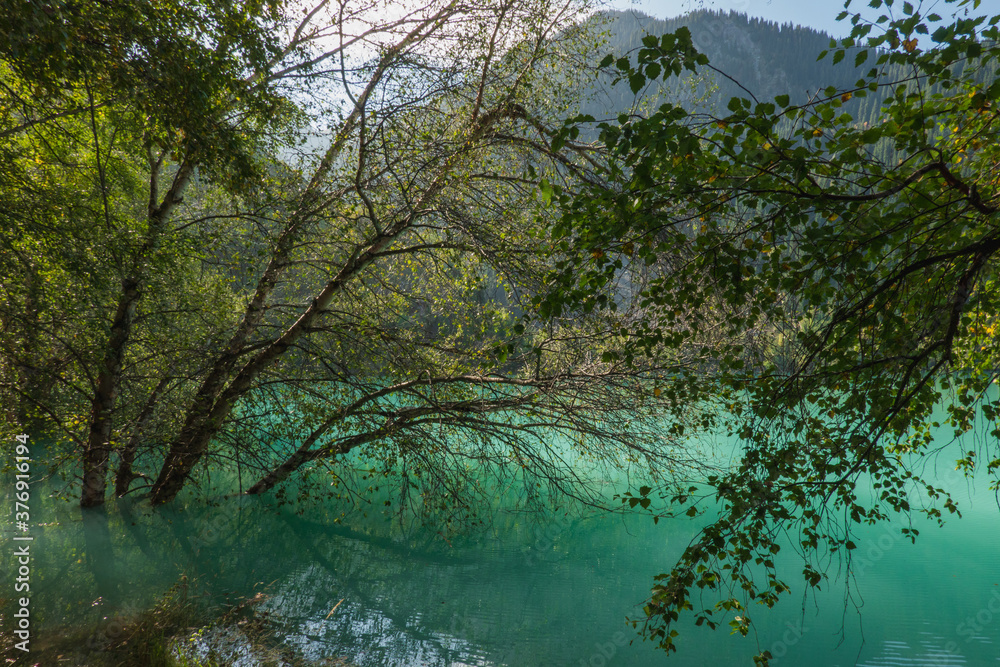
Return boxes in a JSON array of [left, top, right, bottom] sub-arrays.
[[629, 72, 646, 94], [539, 179, 553, 204]]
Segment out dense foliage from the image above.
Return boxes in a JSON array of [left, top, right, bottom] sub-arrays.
[[0, 0, 705, 514], [542, 0, 1000, 662]]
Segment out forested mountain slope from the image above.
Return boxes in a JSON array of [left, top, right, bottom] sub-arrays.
[[582, 9, 869, 118], [583, 8, 999, 167]]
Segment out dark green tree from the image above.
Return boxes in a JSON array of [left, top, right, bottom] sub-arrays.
[[1, 0, 296, 506], [2, 0, 710, 520], [542, 1, 1000, 662]]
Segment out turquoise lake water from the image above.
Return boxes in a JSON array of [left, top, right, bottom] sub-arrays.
[[2, 421, 999, 666]]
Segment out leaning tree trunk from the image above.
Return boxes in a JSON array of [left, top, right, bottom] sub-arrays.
[[244, 427, 395, 495], [79, 160, 192, 507], [148, 265, 364, 503], [149, 213, 416, 504], [144, 205, 319, 505], [81, 278, 141, 507], [149, 98, 414, 504], [147, 90, 514, 505]]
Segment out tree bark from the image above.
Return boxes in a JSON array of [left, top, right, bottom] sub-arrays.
[[79, 160, 193, 507], [149, 229, 402, 503], [114, 375, 170, 497], [81, 278, 140, 507], [147, 74, 526, 505], [245, 418, 337, 495], [245, 425, 387, 495]]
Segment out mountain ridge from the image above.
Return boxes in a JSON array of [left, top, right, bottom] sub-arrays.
[[582, 9, 869, 118]]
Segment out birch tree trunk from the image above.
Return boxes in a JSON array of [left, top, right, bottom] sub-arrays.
[[80, 161, 193, 507]]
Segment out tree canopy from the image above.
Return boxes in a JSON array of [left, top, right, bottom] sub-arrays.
[[541, 0, 1000, 661], [0, 0, 713, 522]]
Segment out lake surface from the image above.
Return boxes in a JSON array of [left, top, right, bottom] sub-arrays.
[[3, 422, 1000, 666]]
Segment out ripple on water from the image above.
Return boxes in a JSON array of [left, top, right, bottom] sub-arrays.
[[857, 634, 969, 667]]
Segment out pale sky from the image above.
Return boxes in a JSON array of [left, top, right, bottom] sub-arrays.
[[605, 0, 1000, 38]]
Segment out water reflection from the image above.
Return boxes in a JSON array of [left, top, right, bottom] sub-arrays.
[[3, 457, 999, 666]]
